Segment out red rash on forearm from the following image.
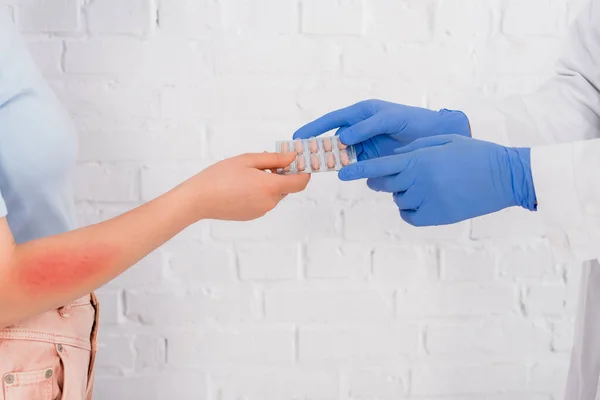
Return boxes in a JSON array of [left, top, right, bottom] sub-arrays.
[[11, 246, 115, 293]]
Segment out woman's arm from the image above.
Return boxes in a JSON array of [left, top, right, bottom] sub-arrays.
[[0, 152, 308, 328]]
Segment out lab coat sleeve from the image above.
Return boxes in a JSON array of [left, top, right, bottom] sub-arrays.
[[462, 0, 600, 261]]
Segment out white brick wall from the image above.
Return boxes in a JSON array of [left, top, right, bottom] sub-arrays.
[[6, 0, 582, 397]]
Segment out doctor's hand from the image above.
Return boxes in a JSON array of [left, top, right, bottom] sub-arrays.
[[293, 99, 471, 161], [338, 135, 537, 226]]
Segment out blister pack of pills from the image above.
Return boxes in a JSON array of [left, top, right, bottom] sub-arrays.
[[275, 137, 358, 174]]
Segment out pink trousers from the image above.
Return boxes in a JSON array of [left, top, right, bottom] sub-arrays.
[[0, 294, 99, 400]]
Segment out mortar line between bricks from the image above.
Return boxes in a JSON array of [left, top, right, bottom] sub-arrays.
[[299, 241, 307, 280], [293, 325, 299, 363], [297, 0, 303, 34], [154, 0, 160, 29], [163, 337, 169, 365], [60, 40, 67, 73]]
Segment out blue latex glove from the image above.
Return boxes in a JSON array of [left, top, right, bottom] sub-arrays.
[[339, 135, 537, 226], [293, 99, 471, 161]]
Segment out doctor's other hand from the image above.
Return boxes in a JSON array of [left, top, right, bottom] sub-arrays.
[[293, 99, 471, 161], [179, 152, 310, 222], [338, 135, 537, 226]]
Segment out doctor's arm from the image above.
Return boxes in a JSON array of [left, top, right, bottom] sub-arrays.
[[463, 0, 600, 261]]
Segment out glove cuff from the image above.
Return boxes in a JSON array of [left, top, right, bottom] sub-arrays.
[[509, 147, 538, 212], [438, 109, 471, 138]]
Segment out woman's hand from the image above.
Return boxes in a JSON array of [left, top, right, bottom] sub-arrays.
[[186, 152, 310, 221]]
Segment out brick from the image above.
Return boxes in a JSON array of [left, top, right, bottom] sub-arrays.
[[160, 78, 301, 120], [17, 0, 81, 33], [87, 0, 154, 36], [435, 0, 491, 38], [297, 172, 345, 203], [207, 120, 301, 160], [134, 336, 166, 370], [427, 84, 482, 110], [159, 0, 298, 37], [552, 321, 574, 353], [104, 250, 165, 289], [502, 0, 565, 36], [301, 0, 363, 35], [344, 201, 469, 242], [497, 242, 560, 282], [341, 42, 407, 79], [157, 0, 221, 37], [440, 246, 495, 281], [77, 124, 206, 162], [140, 161, 211, 201], [265, 289, 393, 322], [365, 0, 432, 41], [412, 364, 527, 395], [397, 284, 517, 317], [96, 334, 135, 370], [64, 38, 212, 77], [74, 202, 102, 228], [294, 77, 384, 119], [471, 207, 549, 239], [95, 289, 122, 325], [167, 243, 237, 282], [525, 285, 568, 316], [487, 74, 555, 98], [94, 373, 208, 399], [220, 0, 298, 35], [214, 36, 340, 75], [474, 37, 562, 77], [211, 200, 338, 241], [209, 369, 338, 400], [373, 245, 438, 284], [166, 327, 294, 365], [305, 239, 371, 279], [343, 368, 408, 398], [73, 163, 140, 202], [348, 42, 474, 84], [529, 363, 570, 398], [52, 79, 161, 121], [125, 287, 261, 325], [298, 324, 419, 362], [426, 319, 552, 358], [237, 242, 300, 281]]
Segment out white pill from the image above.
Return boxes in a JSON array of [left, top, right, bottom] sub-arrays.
[[310, 154, 321, 170], [326, 152, 336, 169], [294, 140, 304, 153], [296, 155, 306, 171], [340, 149, 350, 166]]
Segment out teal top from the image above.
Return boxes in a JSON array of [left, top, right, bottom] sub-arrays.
[[0, 14, 78, 244]]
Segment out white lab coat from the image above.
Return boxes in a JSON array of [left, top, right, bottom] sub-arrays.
[[463, 0, 600, 398]]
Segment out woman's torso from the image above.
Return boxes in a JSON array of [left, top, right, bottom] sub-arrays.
[[0, 13, 78, 243]]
